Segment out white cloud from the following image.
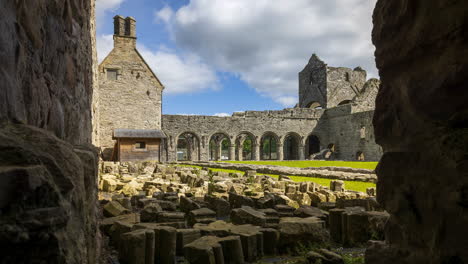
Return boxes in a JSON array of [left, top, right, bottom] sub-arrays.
[[156, 0, 378, 106], [213, 113, 230, 117], [97, 34, 114, 63], [138, 45, 219, 94], [96, 0, 125, 26], [154, 6, 174, 24]]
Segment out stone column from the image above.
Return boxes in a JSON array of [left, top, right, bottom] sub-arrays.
[[237, 146, 243, 161], [298, 144, 305, 160], [277, 143, 284, 160], [253, 143, 261, 161], [229, 145, 236, 161], [216, 142, 222, 161]]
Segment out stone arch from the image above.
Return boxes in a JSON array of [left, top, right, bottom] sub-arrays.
[[306, 101, 322, 109], [283, 132, 301, 160], [176, 132, 201, 161], [356, 151, 365, 161], [260, 131, 279, 160], [305, 134, 321, 159], [338, 100, 352, 106], [209, 132, 231, 161], [235, 131, 256, 161]]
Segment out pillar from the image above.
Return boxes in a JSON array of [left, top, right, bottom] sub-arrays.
[[216, 142, 222, 161], [229, 145, 236, 161], [277, 143, 284, 161], [253, 143, 260, 161], [237, 145, 243, 161], [298, 144, 305, 160]]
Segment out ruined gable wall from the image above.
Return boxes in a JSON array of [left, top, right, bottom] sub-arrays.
[[98, 36, 163, 156], [326, 67, 367, 108], [299, 55, 327, 108], [0, 0, 99, 263], [352, 78, 380, 112]]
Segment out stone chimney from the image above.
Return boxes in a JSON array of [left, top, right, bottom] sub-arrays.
[[113, 15, 136, 48]]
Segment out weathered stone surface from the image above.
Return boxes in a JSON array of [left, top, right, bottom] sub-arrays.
[[218, 236, 245, 264], [231, 206, 267, 227], [366, 1, 468, 263], [0, 123, 100, 263], [140, 203, 163, 222], [259, 228, 280, 255], [176, 229, 201, 256], [104, 201, 130, 217], [205, 195, 231, 217], [133, 224, 177, 264], [184, 236, 224, 264], [278, 217, 329, 250], [187, 208, 217, 227], [0, 0, 98, 262], [229, 192, 255, 208], [119, 229, 154, 264]]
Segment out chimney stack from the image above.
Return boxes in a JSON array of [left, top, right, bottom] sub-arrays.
[[113, 15, 136, 38]]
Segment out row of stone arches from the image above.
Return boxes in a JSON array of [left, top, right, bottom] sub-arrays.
[[175, 131, 325, 161]]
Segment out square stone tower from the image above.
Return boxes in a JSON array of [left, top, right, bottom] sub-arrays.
[[97, 15, 165, 160], [298, 54, 367, 109]]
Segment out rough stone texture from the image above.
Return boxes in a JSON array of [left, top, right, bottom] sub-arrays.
[[97, 16, 164, 158], [299, 54, 372, 109], [0, 0, 98, 263], [163, 102, 382, 162], [0, 124, 99, 263], [366, 1, 468, 263]]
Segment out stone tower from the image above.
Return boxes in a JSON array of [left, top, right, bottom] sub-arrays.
[[97, 15, 164, 159], [298, 54, 367, 109]]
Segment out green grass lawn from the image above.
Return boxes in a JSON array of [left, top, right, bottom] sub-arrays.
[[217, 160, 378, 170], [176, 165, 375, 193]]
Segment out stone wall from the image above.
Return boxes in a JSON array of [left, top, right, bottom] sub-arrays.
[[97, 16, 164, 158], [162, 105, 382, 162], [298, 54, 369, 109], [366, 0, 468, 263], [0, 0, 99, 263], [299, 54, 327, 108]]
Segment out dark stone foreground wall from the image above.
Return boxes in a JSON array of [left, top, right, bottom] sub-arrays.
[[367, 0, 468, 263], [0, 0, 99, 263]]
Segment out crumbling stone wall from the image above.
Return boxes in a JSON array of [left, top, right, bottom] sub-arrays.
[[299, 55, 369, 109], [162, 105, 382, 162], [97, 16, 164, 158], [0, 0, 99, 263], [366, 0, 468, 263]]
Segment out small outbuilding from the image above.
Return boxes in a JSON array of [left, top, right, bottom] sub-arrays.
[[112, 129, 166, 162]]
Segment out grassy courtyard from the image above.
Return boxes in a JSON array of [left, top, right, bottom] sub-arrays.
[[178, 165, 376, 193], [217, 160, 378, 170]]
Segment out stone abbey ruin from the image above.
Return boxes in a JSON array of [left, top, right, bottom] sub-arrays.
[[1, 0, 467, 264], [96, 16, 382, 163]]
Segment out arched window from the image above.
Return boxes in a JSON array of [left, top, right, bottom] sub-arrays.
[[261, 133, 279, 160], [306, 135, 320, 159], [283, 133, 301, 160], [176, 132, 200, 161], [356, 151, 365, 161], [306, 101, 322, 109]]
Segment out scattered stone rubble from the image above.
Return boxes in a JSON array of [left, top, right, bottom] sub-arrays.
[[99, 161, 388, 263], [180, 161, 378, 183]]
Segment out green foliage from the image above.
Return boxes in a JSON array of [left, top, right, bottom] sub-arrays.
[[343, 254, 365, 264], [218, 160, 378, 170]]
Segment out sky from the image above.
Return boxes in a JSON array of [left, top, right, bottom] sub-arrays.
[[96, 0, 378, 116]]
